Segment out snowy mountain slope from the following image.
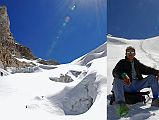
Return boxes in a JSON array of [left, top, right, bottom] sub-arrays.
[[0, 42, 106, 120], [71, 42, 107, 65], [107, 36, 159, 120], [142, 36, 159, 54]]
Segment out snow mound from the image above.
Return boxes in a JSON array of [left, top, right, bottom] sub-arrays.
[[47, 72, 105, 115], [38, 65, 57, 70], [142, 36, 159, 56], [71, 42, 107, 65], [0, 68, 10, 76], [107, 36, 128, 45]]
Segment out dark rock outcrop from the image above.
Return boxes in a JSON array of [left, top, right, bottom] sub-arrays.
[[0, 5, 59, 69], [0, 5, 35, 69], [37, 59, 60, 65]]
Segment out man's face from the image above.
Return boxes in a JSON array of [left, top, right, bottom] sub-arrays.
[[126, 48, 135, 61]]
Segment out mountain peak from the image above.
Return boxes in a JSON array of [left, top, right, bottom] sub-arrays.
[[0, 5, 13, 43], [0, 5, 36, 69], [0, 5, 60, 69]]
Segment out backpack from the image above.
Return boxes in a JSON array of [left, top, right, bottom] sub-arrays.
[[109, 91, 150, 105]]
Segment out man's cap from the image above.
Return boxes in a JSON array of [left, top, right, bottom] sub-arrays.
[[126, 46, 135, 52]]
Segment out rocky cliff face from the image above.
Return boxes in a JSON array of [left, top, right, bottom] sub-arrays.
[[0, 5, 35, 69], [0, 5, 60, 69]]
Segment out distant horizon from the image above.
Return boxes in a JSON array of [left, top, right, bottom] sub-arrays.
[[107, 34, 159, 40], [0, 0, 106, 63]]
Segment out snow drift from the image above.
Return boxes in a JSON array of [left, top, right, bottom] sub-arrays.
[[0, 42, 106, 120], [71, 42, 107, 65]]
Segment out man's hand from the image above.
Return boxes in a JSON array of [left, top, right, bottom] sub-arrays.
[[123, 77, 131, 86], [121, 73, 131, 86]]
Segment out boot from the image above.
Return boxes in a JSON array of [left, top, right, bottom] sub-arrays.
[[117, 103, 129, 117]]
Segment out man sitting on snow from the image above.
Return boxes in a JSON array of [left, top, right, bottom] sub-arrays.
[[112, 46, 159, 116]]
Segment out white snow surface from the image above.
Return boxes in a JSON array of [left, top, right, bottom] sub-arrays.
[[107, 36, 159, 120], [0, 43, 106, 120], [71, 42, 107, 66]]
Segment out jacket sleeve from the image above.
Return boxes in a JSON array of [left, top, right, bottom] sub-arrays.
[[138, 60, 158, 76], [112, 60, 123, 78]]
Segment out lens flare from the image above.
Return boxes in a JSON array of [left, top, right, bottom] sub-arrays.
[[47, 1, 75, 56], [71, 5, 76, 11], [65, 16, 70, 23], [48, 0, 106, 57]]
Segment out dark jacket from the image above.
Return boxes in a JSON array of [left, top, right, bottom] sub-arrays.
[[112, 56, 158, 82]]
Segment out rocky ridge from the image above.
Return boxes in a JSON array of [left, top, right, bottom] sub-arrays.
[[0, 5, 59, 69], [0, 5, 35, 69]]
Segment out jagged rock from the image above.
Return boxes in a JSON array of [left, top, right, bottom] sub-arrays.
[[49, 74, 74, 83], [37, 59, 60, 65], [0, 5, 59, 69], [0, 5, 35, 69], [0, 6, 14, 43], [68, 70, 82, 77], [0, 60, 4, 69], [15, 43, 35, 59]]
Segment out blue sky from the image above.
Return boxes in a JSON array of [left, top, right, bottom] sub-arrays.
[[0, 0, 106, 63], [108, 0, 159, 39]]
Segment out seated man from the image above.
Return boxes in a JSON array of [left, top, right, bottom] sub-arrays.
[[112, 46, 159, 116]]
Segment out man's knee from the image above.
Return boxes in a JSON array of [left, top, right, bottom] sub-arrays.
[[147, 74, 158, 84], [148, 74, 157, 80]]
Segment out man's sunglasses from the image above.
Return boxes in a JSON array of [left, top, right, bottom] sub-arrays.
[[126, 51, 135, 54]]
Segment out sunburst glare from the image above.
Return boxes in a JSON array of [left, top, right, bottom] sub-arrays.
[[47, 0, 106, 58]]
